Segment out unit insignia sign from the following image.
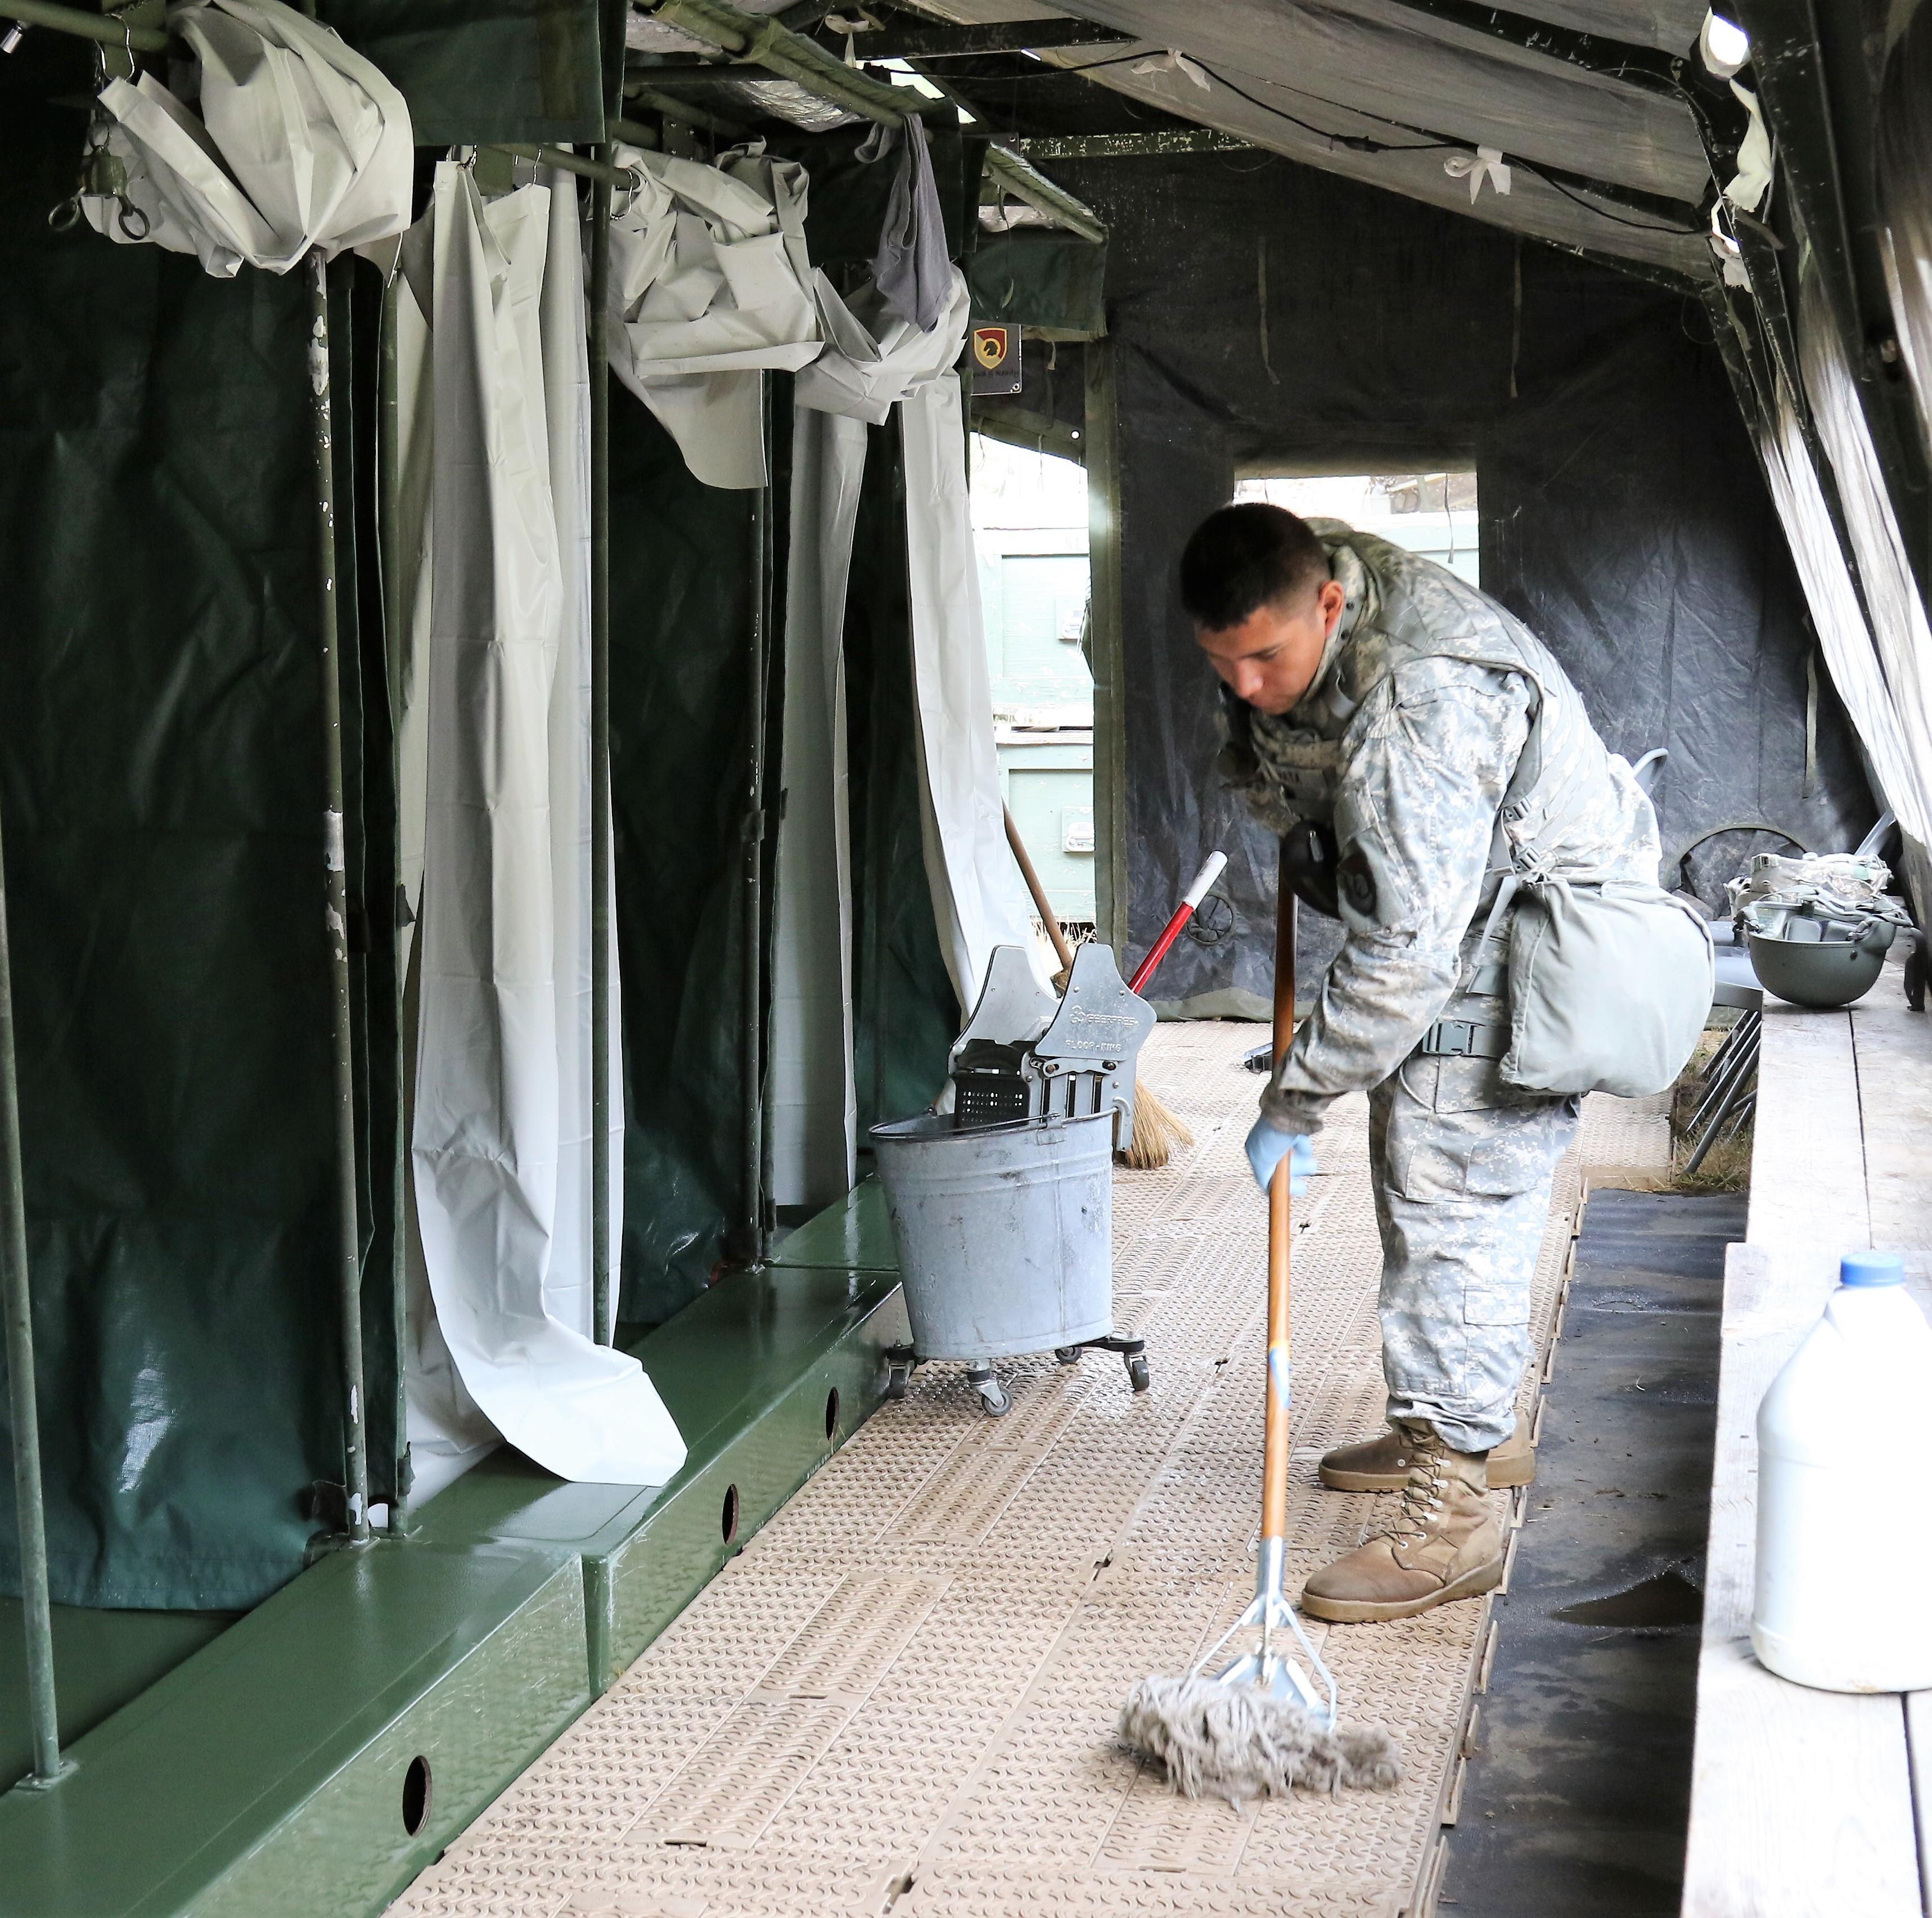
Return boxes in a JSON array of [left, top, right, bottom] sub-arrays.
[[970, 325, 1021, 397]]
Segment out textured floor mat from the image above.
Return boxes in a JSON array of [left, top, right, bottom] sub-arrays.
[[392, 1027, 1670, 1918]]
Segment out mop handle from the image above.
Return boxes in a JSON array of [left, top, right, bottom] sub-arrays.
[[1127, 851, 1228, 994], [1260, 857, 1296, 1546], [1003, 804, 1075, 974]]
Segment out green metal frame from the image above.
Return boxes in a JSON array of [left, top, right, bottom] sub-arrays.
[[0, 1189, 911, 1915], [636, 0, 1106, 243], [308, 250, 376, 1552], [1012, 130, 1250, 160], [0, 787, 65, 1790], [0, 0, 167, 52], [854, 19, 1134, 60], [1082, 340, 1129, 960]]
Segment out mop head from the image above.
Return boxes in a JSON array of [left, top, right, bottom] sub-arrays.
[[1121, 1079, 1193, 1170], [1119, 1676, 1402, 1804]]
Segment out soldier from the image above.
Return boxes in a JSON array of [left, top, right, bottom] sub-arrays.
[[1182, 502, 1661, 1624]]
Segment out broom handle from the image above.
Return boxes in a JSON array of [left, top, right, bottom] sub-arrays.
[[1127, 850, 1227, 995], [1003, 804, 1075, 974], [1260, 856, 1296, 1546]]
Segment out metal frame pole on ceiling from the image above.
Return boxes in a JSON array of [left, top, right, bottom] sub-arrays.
[[308, 248, 373, 1547], [588, 0, 624, 1345], [0, 799, 70, 1789], [0, 0, 167, 51]]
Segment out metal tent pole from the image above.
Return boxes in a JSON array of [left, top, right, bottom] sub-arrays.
[[741, 393, 771, 1262], [0, 799, 67, 1788], [588, 11, 621, 1347], [309, 249, 372, 1543]]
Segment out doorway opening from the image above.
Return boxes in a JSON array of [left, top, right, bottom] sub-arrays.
[[1233, 472, 1480, 586], [972, 436, 1095, 958]]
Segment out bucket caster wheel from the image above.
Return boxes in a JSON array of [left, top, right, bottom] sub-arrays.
[[966, 1366, 1011, 1417], [883, 1345, 915, 1401], [1054, 1345, 1082, 1366], [1127, 1354, 1151, 1393]]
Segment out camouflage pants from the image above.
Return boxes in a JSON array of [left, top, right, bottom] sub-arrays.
[[1367, 1049, 1578, 1453]]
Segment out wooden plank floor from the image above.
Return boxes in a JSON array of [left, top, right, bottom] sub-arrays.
[[1682, 980, 1932, 1917]]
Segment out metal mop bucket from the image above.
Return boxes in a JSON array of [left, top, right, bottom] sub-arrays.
[[870, 1108, 1137, 1415]]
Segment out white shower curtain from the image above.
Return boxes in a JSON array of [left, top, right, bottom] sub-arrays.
[[400, 162, 684, 1494], [769, 406, 867, 1206], [902, 373, 1051, 1010]]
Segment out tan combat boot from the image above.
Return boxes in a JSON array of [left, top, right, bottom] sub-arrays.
[[1300, 1421, 1505, 1623], [1318, 1414, 1534, 1492]]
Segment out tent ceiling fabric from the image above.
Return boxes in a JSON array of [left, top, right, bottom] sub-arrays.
[[917, 0, 1717, 276]]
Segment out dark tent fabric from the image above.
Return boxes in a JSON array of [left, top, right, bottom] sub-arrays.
[[1052, 152, 1874, 1012], [0, 38, 398, 1609], [320, 0, 607, 146], [970, 229, 1108, 341], [607, 393, 764, 1327], [845, 413, 961, 1138], [0, 13, 970, 1593]]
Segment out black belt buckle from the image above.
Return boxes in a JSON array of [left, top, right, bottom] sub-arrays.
[[1427, 1018, 1480, 1057]]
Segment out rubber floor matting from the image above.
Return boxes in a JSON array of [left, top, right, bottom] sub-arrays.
[[391, 1025, 1670, 1918]]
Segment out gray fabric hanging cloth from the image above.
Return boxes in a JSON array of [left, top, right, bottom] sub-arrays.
[[858, 116, 950, 334]]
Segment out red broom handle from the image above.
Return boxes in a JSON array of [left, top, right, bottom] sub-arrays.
[[1128, 851, 1227, 995]]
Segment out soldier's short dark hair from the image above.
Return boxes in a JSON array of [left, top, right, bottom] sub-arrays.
[[1179, 503, 1331, 632]]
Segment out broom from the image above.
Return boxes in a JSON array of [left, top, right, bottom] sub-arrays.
[[1118, 859, 1400, 1801], [1001, 806, 1193, 1169]]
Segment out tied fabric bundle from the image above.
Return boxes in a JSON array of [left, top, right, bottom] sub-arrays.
[[604, 143, 839, 489], [796, 267, 971, 424], [82, 0, 412, 276]]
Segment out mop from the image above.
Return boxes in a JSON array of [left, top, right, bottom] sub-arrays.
[[1001, 806, 1192, 1168], [1120, 875, 1400, 1802]]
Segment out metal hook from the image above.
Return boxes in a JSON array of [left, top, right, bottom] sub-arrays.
[[610, 163, 646, 221]]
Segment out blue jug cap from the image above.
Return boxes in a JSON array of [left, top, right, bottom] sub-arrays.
[[1840, 1250, 1905, 1287]]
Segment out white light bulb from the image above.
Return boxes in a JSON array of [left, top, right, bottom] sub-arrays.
[[1701, 10, 1750, 76]]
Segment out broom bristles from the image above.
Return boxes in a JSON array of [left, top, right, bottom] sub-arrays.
[[1119, 1675, 1402, 1804], [1121, 1078, 1191, 1170]]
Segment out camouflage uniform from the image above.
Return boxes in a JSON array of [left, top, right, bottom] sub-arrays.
[[1223, 525, 1660, 1452]]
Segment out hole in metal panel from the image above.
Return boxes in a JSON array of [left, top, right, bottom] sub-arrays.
[[402, 1755, 433, 1836], [824, 1386, 840, 1442], [721, 1481, 740, 1544]]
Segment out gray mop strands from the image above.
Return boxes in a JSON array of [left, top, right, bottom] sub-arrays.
[[1120, 1676, 1401, 1804]]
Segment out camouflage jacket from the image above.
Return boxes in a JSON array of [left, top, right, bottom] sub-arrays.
[[1221, 524, 1661, 1134]]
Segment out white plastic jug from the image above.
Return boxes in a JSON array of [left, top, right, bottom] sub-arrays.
[[1752, 1250, 1932, 1692]]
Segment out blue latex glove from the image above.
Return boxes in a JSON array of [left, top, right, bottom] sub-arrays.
[[1245, 1116, 1317, 1197]]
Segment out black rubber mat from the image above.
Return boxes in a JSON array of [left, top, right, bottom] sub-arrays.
[[1436, 1187, 1746, 1917]]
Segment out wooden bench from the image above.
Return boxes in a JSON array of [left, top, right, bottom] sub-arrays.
[[1682, 995, 1932, 1915]]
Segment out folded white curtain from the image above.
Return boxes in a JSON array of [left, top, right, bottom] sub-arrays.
[[1795, 261, 1932, 848], [902, 373, 1052, 1010], [604, 144, 827, 488], [1757, 379, 1932, 845], [769, 406, 867, 1205], [83, 0, 411, 276], [403, 161, 683, 1491], [1876, 2, 1932, 456], [796, 269, 972, 425]]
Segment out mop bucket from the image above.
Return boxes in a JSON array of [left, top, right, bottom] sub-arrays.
[[870, 1109, 1134, 1412]]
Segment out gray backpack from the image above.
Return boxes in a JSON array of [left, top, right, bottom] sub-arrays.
[[1434, 682, 1715, 1098], [1473, 863, 1715, 1098]]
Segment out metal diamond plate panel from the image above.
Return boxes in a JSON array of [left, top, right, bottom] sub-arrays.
[[390, 1026, 1670, 1918]]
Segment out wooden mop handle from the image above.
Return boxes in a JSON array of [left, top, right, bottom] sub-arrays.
[[1003, 804, 1075, 974], [1260, 852, 1296, 1545]]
